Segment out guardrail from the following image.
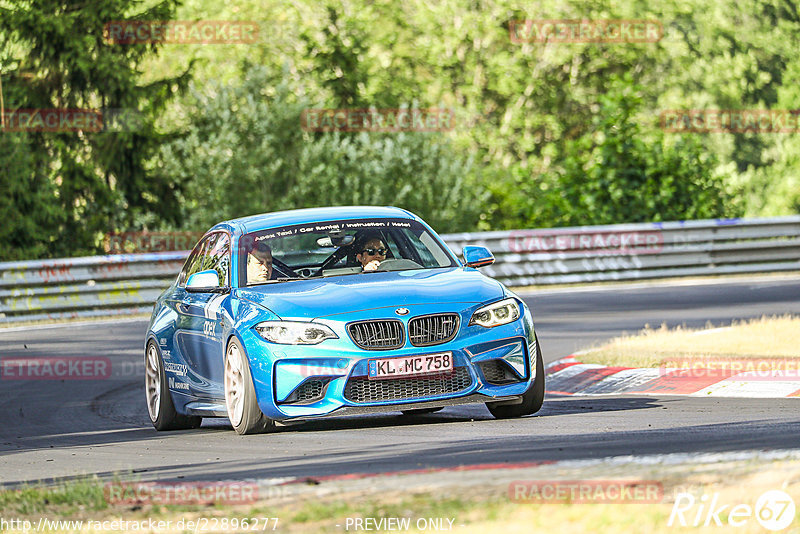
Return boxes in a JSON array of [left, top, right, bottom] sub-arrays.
[[1, 216, 798, 323], [0, 253, 185, 323], [444, 216, 800, 286]]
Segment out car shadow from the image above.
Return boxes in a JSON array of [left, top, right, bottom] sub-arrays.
[[263, 394, 663, 433], [0, 392, 667, 452]]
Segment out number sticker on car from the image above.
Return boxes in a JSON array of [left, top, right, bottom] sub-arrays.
[[367, 352, 453, 379]]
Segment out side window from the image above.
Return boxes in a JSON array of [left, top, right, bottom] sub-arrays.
[[179, 241, 202, 286], [179, 235, 213, 286], [205, 233, 230, 286]]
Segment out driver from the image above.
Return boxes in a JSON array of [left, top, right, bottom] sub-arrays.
[[247, 241, 275, 283], [356, 236, 388, 272]]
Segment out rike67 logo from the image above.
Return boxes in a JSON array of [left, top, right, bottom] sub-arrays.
[[669, 490, 795, 531]]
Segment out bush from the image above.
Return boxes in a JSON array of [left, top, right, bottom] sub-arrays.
[[486, 76, 738, 229], [158, 66, 486, 234]]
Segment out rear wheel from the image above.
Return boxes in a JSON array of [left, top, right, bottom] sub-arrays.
[[145, 341, 202, 431], [224, 338, 275, 435], [486, 334, 545, 419]]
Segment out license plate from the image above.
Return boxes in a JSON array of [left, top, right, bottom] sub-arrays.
[[368, 352, 453, 379]]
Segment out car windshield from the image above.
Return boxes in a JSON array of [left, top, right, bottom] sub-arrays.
[[238, 218, 457, 285]]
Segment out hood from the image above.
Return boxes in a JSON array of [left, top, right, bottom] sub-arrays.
[[235, 267, 505, 320]]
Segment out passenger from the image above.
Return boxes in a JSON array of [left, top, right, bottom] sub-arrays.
[[356, 236, 388, 272], [247, 241, 274, 283]]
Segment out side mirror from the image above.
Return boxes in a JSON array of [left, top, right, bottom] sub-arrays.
[[186, 269, 223, 292], [463, 246, 495, 268]]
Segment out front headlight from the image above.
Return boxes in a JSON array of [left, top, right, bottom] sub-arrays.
[[469, 298, 521, 328], [254, 321, 338, 345]]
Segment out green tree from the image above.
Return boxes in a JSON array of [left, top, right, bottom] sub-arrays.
[[141, 0, 800, 230], [553, 76, 735, 226], [5, 0, 796, 262], [299, 5, 372, 108], [0, 133, 64, 260], [0, 0, 189, 259]]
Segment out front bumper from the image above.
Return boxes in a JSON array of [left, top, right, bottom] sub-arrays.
[[239, 304, 538, 421], [279, 393, 524, 424]]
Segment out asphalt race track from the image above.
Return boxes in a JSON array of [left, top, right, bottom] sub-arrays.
[[2, 277, 799, 486]]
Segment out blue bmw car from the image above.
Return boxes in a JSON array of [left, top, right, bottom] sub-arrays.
[[145, 206, 544, 434]]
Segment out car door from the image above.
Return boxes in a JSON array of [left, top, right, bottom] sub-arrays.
[[172, 232, 230, 399], [162, 235, 209, 398], [193, 232, 231, 396]]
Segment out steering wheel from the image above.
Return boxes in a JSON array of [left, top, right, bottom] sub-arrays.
[[374, 258, 423, 272]]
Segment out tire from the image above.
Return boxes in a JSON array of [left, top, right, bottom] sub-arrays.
[[145, 341, 202, 431], [224, 338, 275, 435], [401, 407, 444, 415], [486, 334, 545, 419]]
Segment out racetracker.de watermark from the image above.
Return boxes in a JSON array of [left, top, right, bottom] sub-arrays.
[[104, 21, 259, 44], [1, 109, 102, 132], [659, 358, 800, 380], [509, 19, 663, 43], [0, 516, 279, 532], [104, 481, 261, 505], [1, 357, 112, 380], [104, 231, 203, 254], [509, 480, 663, 503], [1, 108, 145, 132], [300, 108, 455, 132], [660, 109, 800, 133], [505, 229, 664, 255]]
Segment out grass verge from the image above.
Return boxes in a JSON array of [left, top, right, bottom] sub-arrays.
[[2, 456, 800, 533], [576, 315, 800, 368]]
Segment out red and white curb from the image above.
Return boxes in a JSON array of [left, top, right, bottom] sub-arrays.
[[545, 356, 800, 398]]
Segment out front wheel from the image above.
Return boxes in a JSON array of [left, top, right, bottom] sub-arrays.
[[145, 341, 202, 431], [224, 338, 275, 435], [486, 334, 545, 419]]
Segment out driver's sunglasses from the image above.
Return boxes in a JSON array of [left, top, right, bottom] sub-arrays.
[[361, 248, 388, 256]]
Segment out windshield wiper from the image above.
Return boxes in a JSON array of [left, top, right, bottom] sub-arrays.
[[321, 271, 362, 278]]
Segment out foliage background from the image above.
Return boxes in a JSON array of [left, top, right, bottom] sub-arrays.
[[2, 0, 800, 259]]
